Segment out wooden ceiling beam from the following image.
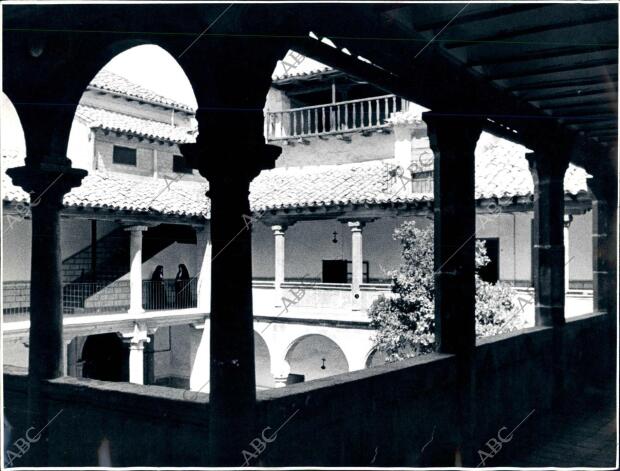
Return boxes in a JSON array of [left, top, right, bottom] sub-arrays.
[[466, 44, 617, 68], [488, 58, 617, 81], [444, 13, 616, 49], [412, 4, 546, 32], [506, 75, 618, 92]]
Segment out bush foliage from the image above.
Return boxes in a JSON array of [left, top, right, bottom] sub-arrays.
[[368, 220, 524, 362]]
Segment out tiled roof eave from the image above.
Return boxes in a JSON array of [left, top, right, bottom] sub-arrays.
[[87, 85, 195, 113], [92, 124, 193, 144]]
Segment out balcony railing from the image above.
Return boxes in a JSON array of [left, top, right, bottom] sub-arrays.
[[2, 279, 198, 317], [265, 94, 411, 141]]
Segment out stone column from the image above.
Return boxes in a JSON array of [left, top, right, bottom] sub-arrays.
[[564, 214, 573, 293], [423, 112, 482, 466], [182, 135, 281, 465], [348, 221, 365, 311], [124, 325, 150, 385], [125, 226, 148, 314], [196, 225, 212, 312], [526, 152, 569, 327], [423, 113, 482, 354], [272, 225, 287, 307], [6, 164, 86, 458]]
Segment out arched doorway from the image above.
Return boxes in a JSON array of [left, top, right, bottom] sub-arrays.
[[285, 334, 349, 382], [81, 333, 129, 382]]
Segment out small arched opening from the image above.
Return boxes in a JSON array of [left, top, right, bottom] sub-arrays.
[[285, 334, 349, 382], [81, 333, 129, 382]]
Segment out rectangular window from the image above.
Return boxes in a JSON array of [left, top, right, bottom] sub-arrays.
[[112, 146, 136, 166], [322, 260, 369, 283], [173, 155, 193, 174]]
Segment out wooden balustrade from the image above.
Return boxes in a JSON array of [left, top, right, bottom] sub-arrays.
[[265, 94, 410, 140]]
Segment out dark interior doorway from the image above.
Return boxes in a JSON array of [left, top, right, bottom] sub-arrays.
[[81, 333, 129, 382], [478, 238, 500, 284]]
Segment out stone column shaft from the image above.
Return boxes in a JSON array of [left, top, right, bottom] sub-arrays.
[[348, 221, 365, 311], [126, 226, 148, 314], [423, 113, 482, 466], [423, 113, 482, 355], [272, 225, 286, 307], [125, 325, 150, 385], [527, 152, 569, 327], [6, 164, 86, 463]]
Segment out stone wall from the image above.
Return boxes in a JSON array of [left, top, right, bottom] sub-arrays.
[[3, 313, 611, 467]]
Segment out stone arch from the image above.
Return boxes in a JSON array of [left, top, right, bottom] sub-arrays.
[[81, 333, 129, 382], [284, 334, 349, 382], [365, 347, 388, 368]]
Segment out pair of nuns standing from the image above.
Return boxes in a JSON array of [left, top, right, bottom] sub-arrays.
[[148, 264, 191, 309]]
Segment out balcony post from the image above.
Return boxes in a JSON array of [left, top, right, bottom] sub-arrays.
[[526, 151, 569, 327], [6, 164, 86, 460], [272, 224, 287, 307], [196, 224, 212, 312], [125, 225, 148, 314], [348, 221, 365, 311], [423, 112, 482, 466]]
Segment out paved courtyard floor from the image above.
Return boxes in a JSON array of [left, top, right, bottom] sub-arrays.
[[493, 385, 617, 468]]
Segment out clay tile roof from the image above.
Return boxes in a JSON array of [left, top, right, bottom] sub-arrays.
[[249, 134, 590, 212], [75, 105, 197, 144], [2, 134, 590, 219], [1, 156, 209, 219], [89, 70, 195, 112]]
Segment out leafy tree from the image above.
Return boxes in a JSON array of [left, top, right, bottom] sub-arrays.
[[369, 220, 523, 362]]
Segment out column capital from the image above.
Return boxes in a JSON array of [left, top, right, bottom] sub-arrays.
[[179, 137, 282, 183], [526, 150, 569, 181], [422, 112, 484, 154], [6, 164, 87, 208], [123, 324, 151, 349], [347, 220, 366, 231], [271, 224, 288, 235], [123, 225, 150, 233]]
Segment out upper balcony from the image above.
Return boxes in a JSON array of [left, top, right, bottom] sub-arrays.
[[265, 94, 411, 142]]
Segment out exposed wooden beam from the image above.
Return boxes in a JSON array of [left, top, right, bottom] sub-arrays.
[[522, 87, 617, 102], [560, 114, 617, 124], [444, 13, 617, 49], [575, 119, 618, 130], [552, 104, 614, 117], [507, 75, 618, 92], [544, 99, 615, 111], [488, 58, 617, 81], [412, 4, 546, 32], [466, 44, 617, 68]]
